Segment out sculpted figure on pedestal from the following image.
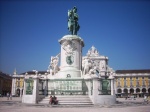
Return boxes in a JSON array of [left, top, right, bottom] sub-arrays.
[[82, 58, 92, 75], [48, 54, 60, 75], [89, 66, 97, 75], [62, 41, 77, 55]]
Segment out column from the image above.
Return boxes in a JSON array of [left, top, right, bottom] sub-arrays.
[[134, 88, 136, 94], [20, 88, 22, 97], [140, 88, 142, 93], [44, 79, 48, 96], [11, 78, 17, 96], [114, 79, 117, 95], [128, 88, 130, 94], [108, 75, 115, 95], [32, 77, 39, 103], [11, 78, 14, 95], [111, 79, 115, 95], [121, 88, 124, 94], [92, 78, 99, 104]]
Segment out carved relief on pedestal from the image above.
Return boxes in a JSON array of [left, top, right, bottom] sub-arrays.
[[62, 40, 77, 65], [62, 40, 77, 56]]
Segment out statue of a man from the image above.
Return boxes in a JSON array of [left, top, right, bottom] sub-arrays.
[[82, 58, 92, 75], [68, 6, 80, 35], [49, 56, 59, 75]]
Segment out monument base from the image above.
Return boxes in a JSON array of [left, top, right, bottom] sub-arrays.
[[57, 69, 82, 78], [90, 95, 116, 105]]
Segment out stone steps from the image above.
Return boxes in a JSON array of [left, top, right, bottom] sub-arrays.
[[38, 95, 93, 106]]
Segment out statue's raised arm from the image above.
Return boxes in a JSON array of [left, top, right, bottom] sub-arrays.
[[68, 6, 80, 35]]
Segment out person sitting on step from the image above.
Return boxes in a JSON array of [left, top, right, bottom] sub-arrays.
[[53, 96, 58, 105], [49, 96, 53, 104]]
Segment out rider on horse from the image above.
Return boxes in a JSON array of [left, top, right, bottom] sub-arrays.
[[68, 6, 80, 35]]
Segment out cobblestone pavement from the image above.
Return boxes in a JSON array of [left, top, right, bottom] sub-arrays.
[[0, 97, 150, 112]]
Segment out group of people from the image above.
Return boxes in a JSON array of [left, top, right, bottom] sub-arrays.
[[7, 92, 12, 100], [49, 96, 58, 105]]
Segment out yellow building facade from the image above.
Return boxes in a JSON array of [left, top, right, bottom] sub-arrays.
[[115, 70, 150, 97], [11, 70, 24, 97]]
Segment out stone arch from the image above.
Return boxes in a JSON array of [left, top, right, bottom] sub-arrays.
[[136, 88, 140, 93], [142, 88, 146, 93], [148, 88, 150, 95], [130, 88, 134, 94], [117, 89, 122, 93], [124, 88, 128, 94]]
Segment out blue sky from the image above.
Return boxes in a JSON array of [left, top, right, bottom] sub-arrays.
[[0, 0, 150, 74]]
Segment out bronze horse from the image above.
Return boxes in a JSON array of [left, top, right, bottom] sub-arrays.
[[68, 7, 80, 35]]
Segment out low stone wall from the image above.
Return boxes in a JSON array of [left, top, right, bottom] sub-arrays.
[[90, 95, 116, 105]]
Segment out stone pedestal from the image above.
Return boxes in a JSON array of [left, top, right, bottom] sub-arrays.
[[86, 76, 116, 105], [22, 76, 39, 104], [91, 77, 99, 104], [58, 35, 84, 78]]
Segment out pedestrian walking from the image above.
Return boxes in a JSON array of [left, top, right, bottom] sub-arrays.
[[10, 93, 12, 100], [7, 92, 9, 100]]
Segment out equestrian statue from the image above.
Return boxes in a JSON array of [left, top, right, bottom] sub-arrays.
[[68, 6, 80, 35]]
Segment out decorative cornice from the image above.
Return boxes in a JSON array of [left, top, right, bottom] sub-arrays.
[[59, 35, 84, 47]]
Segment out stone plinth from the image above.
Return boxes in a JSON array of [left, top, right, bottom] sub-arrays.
[[22, 75, 39, 104], [58, 35, 84, 78]]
